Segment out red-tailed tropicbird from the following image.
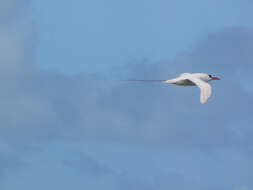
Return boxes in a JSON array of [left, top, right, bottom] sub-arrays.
[[129, 73, 221, 104]]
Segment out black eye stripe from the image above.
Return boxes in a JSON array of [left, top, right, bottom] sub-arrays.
[[208, 74, 212, 78]]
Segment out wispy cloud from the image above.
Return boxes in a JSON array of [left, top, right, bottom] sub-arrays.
[[1, 25, 253, 150], [0, 0, 36, 77], [0, 0, 252, 189]]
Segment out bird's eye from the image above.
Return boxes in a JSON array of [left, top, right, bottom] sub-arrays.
[[208, 74, 212, 78]]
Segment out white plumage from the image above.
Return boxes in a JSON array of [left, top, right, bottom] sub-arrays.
[[128, 73, 220, 104], [164, 73, 217, 104]]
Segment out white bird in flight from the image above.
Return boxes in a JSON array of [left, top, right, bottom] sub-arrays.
[[128, 73, 221, 104]]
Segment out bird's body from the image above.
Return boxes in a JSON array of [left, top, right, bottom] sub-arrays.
[[164, 73, 220, 104], [128, 73, 220, 104], [164, 73, 212, 85]]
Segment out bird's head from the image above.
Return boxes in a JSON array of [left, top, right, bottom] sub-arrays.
[[208, 74, 221, 81]]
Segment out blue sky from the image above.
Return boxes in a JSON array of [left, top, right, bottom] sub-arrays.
[[33, 0, 253, 73], [0, 0, 253, 189]]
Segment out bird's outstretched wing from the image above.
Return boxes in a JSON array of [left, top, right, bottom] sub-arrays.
[[187, 77, 212, 104]]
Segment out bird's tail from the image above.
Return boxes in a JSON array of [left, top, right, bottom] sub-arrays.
[[123, 80, 167, 82]]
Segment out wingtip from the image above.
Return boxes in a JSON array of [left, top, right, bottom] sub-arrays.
[[200, 98, 208, 104]]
